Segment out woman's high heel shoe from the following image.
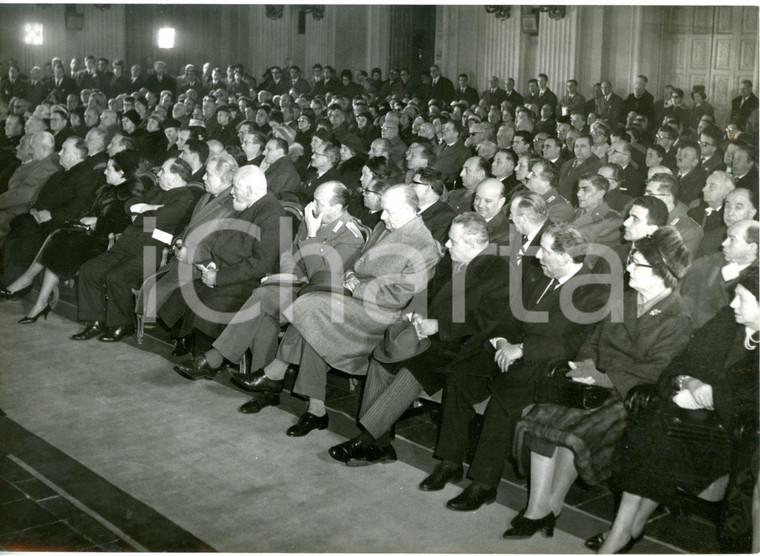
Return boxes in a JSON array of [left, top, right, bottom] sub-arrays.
[[0, 285, 32, 300], [502, 512, 557, 539], [585, 532, 644, 553], [18, 304, 51, 324]]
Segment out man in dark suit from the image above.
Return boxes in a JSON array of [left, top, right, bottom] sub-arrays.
[[261, 138, 300, 200], [108, 60, 131, 98], [1, 136, 98, 286], [75, 55, 99, 90], [429, 65, 455, 104], [144, 60, 177, 96], [598, 81, 625, 125], [432, 120, 472, 185], [688, 170, 735, 246], [557, 79, 585, 118], [72, 157, 199, 342], [297, 143, 342, 204], [26, 66, 50, 108], [645, 173, 703, 256], [48, 63, 78, 103], [536, 73, 558, 114], [655, 125, 679, 172], [674, 140, 708, 206], [558, 134, 602, 204], [418, 223, 609, 506], [94, 58, 113, 92], [503, 78, 524, 109], [137, 152, 239, 338], [482, 76, 507, 108], [288, 66, 311, 95], [623, 75, 655, 121], [607, 141, 645, 198], [699, 125, 726, 175], [474, 179, 511, 246], [128, 64, 145, 93], [158, 165, 285, 347], [730, 80, 759, 130], [454, 74, 479, 107], [410, 168, 456, 245], [526, 79, 540, 107], [327, 212, 512, 466], [1, 66, 28, 104], [730, 143, 758, 191]]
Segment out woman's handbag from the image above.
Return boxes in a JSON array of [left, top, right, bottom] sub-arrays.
[[535, 360, 612, 410], [660, 401, 733, 446]]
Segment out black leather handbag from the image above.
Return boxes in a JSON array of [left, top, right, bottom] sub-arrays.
[[660, 401, 733, 445], [535, 360, 612, 410]]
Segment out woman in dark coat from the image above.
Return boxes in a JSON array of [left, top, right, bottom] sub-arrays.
[[4, 151, 144, 323], [504, 227, 693, 540], [590, 266, 760, 553]]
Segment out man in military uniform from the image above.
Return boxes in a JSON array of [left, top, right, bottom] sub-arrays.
[[524, 160, 574, 224], [644, 172, 703, 256], [175, 181, 366, 402]]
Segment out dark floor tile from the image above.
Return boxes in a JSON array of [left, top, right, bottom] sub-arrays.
[[396, 422, 439, 447], [644, 513, 719, 553], [0, 477, 27, 505], [0, 521, 95, 552], [15, 478, 58, 501], [0, 458, 34, 483], [325, 393, 361, 417], [38, 496, 83, 520], [63, 510, 120, 547], [0, 498, 58, 535], [574, 492, 616, 520]]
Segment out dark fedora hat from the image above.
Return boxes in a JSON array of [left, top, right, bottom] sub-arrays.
[[373, 320, 431, 364], [298, 270, 351, 297]]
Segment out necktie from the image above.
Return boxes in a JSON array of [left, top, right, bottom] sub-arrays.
[[535, 278, 557, 304]]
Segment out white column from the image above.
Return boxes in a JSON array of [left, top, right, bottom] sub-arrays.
[[535, 8, 580, 90], [480, 8, 522, 90], [365, 6, 391, 72], [304, 6, 336, 70]]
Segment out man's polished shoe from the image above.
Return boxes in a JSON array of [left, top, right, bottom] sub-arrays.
[[329, 437, 366, 463], [171, 335, 193, 357], [229, 368, 284, 393], [446, 482, 497, 511], [418, 461, 464, 491], [174, 356, 221, 381], [346, 444, 397, 467], [286, 412, 329, 437], [238, 392, 280, 414], [98, 325, 135, 342], [71, 321, 106, 340]]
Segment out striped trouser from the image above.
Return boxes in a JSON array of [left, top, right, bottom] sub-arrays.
[[358, 358, 423, 439]]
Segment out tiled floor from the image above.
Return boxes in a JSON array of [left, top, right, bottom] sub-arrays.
[[1, 285, 725, 552]]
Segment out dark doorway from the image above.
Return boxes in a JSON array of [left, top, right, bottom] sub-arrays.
[[389, 6, 436, 79]]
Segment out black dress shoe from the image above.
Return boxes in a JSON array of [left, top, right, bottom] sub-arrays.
[[173, 356, 221, 381], [229, 368, 284, 393], [584, 532, 643, 553], [418, 461, 464, 491], [71, 321, 106, 340], [346, 444, 397, 467], [286, 412, 329, 437], [238, 392, 281, 414], [98, 325, 135, 342], [446, 482, 497, 511], [171, 335, 194, 357], [329, 437, 366, 463], [0, 284, 32, 300]]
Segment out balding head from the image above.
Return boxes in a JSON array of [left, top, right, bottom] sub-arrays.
[[724, 188, 758, 227], [460, 156, 490, 190], [723, 220, 759, 266], [380, 184, 419, 231], [30, 131, 55, 160], [473, 178, 506, 221], [232, 165, 268, 211], [647, 165, 673, 180]]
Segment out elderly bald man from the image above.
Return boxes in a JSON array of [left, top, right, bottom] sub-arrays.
[[473, 178, 511, 245], [158, 164, 285, 346], [238, 184, 442, 436]]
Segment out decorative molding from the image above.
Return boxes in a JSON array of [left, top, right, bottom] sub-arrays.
[[265, 6, 284, 19], [484, 6, 512, 20], [539, 6, 566, 20]]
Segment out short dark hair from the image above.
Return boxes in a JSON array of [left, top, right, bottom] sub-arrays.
[[169, 157, 192, 182], [184, 139, 209, 164], [635, 226, 691, 289], [546, 222, 588, 263], [631, 195, 669, 227], [413, 167, 445, 195]]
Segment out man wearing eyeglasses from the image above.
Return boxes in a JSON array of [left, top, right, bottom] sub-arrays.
[[675, 140, 708, 206], [698, 125, 726, 175], [644, 173, 703, 256], [607, 141, 645, 198]]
